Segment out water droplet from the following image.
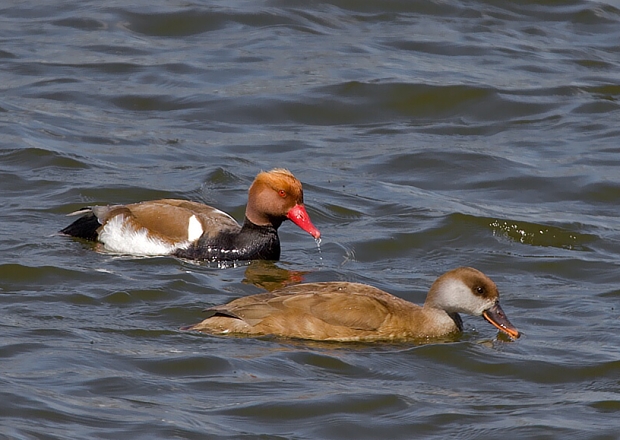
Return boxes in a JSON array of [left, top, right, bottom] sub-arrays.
[[315, 237, 322, 261]]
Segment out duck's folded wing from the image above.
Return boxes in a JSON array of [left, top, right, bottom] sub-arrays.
[[209, 285, 393, 332], [284, 292, 391, 331], [113, 200, 240, 242]]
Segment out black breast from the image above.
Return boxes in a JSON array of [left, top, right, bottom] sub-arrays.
[[174, 221, 281, 261]]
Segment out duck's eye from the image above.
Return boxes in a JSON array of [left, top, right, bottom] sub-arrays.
[[475, 286, 485, 295], [278, 190, 287, 198]]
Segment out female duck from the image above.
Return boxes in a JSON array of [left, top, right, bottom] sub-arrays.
[[183, 267, 520, 341]]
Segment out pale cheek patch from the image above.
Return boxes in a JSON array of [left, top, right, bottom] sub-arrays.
[[187, 215, 203, 242], [99, 215, 184, 256], [436, 278, 493, 315]]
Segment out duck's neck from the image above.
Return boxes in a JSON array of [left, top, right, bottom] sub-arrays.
[[416, 307, 463, 337], [449, 312, 463, 332], [245, 203, 283, 230]]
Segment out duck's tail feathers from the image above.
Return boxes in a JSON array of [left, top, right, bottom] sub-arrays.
[[60, 209, 100, 241]]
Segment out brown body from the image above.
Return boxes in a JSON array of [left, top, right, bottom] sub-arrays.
[[185, 267, 520, 342]]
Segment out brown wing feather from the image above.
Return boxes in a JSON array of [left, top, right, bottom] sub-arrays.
[[199, 283, 409, 337], [96, 199, 241, 242]]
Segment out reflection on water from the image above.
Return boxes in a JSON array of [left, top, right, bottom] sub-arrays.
[[242, 260, 308, 291]]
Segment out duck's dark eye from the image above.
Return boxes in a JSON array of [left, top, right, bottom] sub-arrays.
[[278, 190, 287, 198], [475, 286, 485, 295]]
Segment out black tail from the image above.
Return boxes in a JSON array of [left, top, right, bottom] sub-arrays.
[[60, 213, 101, 241]]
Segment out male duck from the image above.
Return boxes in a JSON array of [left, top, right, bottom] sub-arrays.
[[61, 168, 321, 261]]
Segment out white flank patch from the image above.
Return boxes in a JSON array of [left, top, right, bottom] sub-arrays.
[[99, 215, 187, 256], [187, 215, 203, 241]]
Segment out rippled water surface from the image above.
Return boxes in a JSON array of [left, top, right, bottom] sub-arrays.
[[2, 0, 620, 438]]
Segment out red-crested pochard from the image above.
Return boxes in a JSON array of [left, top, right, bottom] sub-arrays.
[[182, 267, 520, 341], [60, 168, 321, 261]]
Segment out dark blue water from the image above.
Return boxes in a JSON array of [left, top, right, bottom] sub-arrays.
[[1, 0, 620, 438]]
